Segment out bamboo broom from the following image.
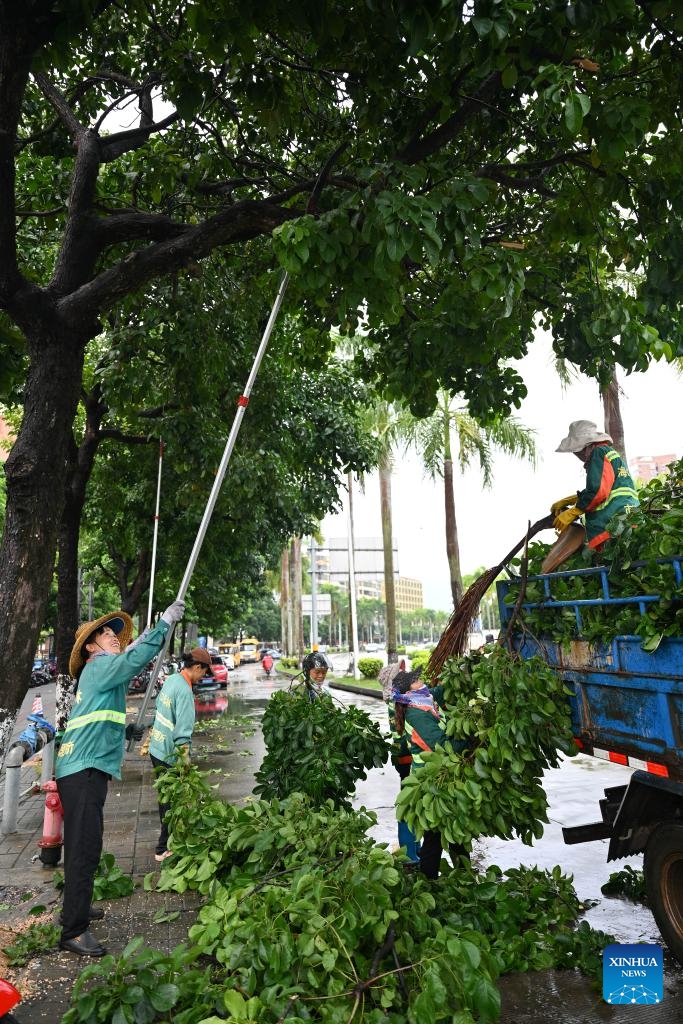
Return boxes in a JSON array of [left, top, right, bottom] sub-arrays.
[[427, 514, 555, 679]]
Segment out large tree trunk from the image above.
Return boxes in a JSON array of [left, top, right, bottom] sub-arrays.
[[54, 389, 107, 674], [601, 368, 627, 462], [443, 417, 464, 608], [0, 330, 85, 762], [379, 458, 398, 664]]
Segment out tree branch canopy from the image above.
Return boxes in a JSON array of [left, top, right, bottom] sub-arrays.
[[3, 0, 679, 419]]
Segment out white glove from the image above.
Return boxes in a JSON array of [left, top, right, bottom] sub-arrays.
[[161, 599, 185, 626]]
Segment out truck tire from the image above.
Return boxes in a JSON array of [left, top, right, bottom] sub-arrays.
[[643, 822, 683, 964]]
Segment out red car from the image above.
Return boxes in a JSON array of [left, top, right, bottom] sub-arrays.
[[209, 654, 229, 687]]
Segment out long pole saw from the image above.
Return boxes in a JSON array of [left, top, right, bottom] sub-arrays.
[[128, 146, 345, 748], [146, 438, 165, 629], [128, 272, 289, 745]]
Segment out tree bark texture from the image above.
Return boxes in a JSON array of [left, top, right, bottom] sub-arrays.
[[444, 455, 464, 610], [601, 369, 627, 463], [379, 459, 398, 664], [0, 330, 85, 761]]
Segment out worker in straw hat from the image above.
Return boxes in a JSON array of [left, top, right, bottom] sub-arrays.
[[56, 599, 185, 957], [550, 419, 639, 554]]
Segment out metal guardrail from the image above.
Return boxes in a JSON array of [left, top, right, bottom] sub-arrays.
[[0, 740, 54, 834]]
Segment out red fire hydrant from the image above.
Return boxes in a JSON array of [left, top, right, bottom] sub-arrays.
[[37, 780, 63, 867]]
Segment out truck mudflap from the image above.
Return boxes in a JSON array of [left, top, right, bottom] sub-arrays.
[[562, 770, 683, 861]]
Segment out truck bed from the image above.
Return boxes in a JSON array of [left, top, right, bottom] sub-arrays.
[[497, 557, 683, 784]]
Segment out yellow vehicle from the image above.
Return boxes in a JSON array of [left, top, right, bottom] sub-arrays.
[[218, 642, 241, 668], [238, 637, 262, 663]]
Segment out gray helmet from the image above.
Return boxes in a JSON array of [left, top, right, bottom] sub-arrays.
[[302, 651, 329, 677]]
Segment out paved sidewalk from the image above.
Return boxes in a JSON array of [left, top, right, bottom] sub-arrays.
[[2, 680, 683, 1024], [0, 693, 259, 1022]]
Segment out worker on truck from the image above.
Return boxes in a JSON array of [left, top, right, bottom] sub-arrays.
[[551, 420, 639, 553]]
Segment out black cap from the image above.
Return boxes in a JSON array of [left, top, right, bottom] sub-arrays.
[[393, 668, 422, 693]]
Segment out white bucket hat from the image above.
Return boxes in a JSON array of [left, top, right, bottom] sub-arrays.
[[556, 420, 612, 453]]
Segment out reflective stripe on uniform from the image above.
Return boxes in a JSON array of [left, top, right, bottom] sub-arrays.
[[63, 709, 126, 731], [154, 711, 175, 732]]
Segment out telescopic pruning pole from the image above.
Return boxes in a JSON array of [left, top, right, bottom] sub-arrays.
[[128, 146, 344, 749], [146, 439, 165, 629], [128, 272, 290, 747]]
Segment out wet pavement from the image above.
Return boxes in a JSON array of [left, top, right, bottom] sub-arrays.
[[1, 664, 682, 1022]]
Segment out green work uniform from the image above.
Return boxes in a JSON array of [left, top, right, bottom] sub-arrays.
[[149, 671, 195, 764], [56, 620, 170, 781], [576, 445, 638, 548]]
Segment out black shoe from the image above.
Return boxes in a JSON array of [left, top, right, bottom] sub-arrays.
[[59, 930, 107, 957], [58, 906, 104, 924]]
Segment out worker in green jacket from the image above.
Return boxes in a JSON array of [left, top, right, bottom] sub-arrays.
[[392, 669, 468, 879], [148, 647, 214, 862], [551, 420, 639, 552], [56, 600, 185, 957]]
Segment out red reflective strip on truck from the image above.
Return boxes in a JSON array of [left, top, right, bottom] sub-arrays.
[[586, 745, 669, 778]]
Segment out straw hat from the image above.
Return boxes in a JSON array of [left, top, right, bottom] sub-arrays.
[[556, 420, 612, 453], [69, 611, 134, 678]]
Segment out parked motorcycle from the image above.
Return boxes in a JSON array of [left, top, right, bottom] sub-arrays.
[[128, 661, 155, 694], [29, 667, 52, 688]]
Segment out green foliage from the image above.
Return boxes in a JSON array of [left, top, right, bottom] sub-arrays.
[[253, 689, 389, 807], [601, 865, 648, 903], [54, 852, 135, 901], [3, 919, 60, 966], [397, 648, 577, 848], [62, 939, 225, 1024], [280, 656, 300, 669], [357, 656, 382, 678], [505, 458, 683, 649], [408, 650, 431, 673], [66, 766, 612, 1023]]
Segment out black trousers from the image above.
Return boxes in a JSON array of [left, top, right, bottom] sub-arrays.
[[56, 767, 109, 939], [150, 754, 171, 855], [419, 830, 470, 880]]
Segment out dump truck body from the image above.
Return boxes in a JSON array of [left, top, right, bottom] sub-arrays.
[[497, 556, 683, 962]]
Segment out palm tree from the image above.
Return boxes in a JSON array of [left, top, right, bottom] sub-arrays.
[[410, 392, 537, 608], [361, 399, 414, 664]]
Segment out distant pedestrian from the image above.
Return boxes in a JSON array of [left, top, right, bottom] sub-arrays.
[[56, 600, 185, 957], [148, 648, 213, 862]]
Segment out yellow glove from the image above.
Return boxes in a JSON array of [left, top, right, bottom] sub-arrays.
[[550, 493, 578, 516], [554, 506, 583, 533]]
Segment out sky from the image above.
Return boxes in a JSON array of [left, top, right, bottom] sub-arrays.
[[321, 335, 681, 611]]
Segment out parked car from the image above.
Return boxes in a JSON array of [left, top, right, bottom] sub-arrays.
[[210, 654, 229, 687], [220, 653, 235, 672], [365, 643, 380, 653]]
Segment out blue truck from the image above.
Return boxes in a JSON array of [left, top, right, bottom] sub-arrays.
[[497, 555, 683, 964]]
